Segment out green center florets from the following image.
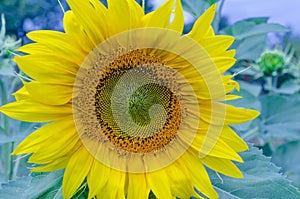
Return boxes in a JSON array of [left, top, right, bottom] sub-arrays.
[[128, 83, 170, 126]]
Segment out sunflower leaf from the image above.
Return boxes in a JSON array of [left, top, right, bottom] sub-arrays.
[[272, 140, 300, 187], [182, 0, 218, 18], [210, 145, 300, 198], [259, 94, 300, 141], [221, 19, 289, 60], [0, 171, 63, 199]]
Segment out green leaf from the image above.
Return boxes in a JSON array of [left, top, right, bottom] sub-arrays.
[[276, 80, 300, 95], [0, 59, 15, 76], [0, 176, 31, 197], [260, 94, 300, 140], [0, 122, 39, 144], [0, 133, 18, 143], [244, 17, 269, 24], [210, 145, 300, 198], [182, 0, 218, 18], [235, 34, 266, 62], [221, 19, 290, 60], [204, 0, 219, 4], [234, 23, 289, 40], [272, 141, 300, 187], [222, 19, 289, 40], [0, 171, 64, 199]]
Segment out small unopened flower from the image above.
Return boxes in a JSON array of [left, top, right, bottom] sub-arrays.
[[257, 50, 286, 76]]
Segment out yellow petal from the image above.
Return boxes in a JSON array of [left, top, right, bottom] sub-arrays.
[[66, 0, 107, 45], [128, 0, 144, 23], [202, 156, 243, 178], [166, 161, 194, 198], [96, 169, 126, 199], [146, 170, 172, 198], [199, 100, 259, 125], [225, 104, 260, 124], [24, 81, 73, 105], [26, 30, 85, 64], [142, 0, 174, 28], [63, 11, 94, 53], [224, 49, 236, 57], [28, 132, 79, 164], [13, 86, 30, 101], [225, 94, 242, 101], [87, 160, 111, 199], [62, 146, 94, 199], [12, 117, 75, 155], [17, 43, 50, 54], [107, 0, 143, 33], [107, 0, 130, 33], [0, 100, 72, 122], [194, 134, 244, 162], [186, 4, 217, 41], [220, 125, 249, 152], [199, 35, 234, 57], [14, 55, 76, 83], [31, 155, 71, 172], [224, 77, 240, 93], [168, 0, 184, 33], [212, 56, 236, 73], [182, 151, 218, 199], [127, 173, 149, 199]]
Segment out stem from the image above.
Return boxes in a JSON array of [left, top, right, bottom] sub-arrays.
[[0, 79, 13, 180], [142, 0, 145, 12], [8, 76, 21, 96], [241, 126, 259, 140], [272, 75, 279, 89], [0, 80, 9, 136], [8, 142, 14, 180], [12, 147, 20, 179]]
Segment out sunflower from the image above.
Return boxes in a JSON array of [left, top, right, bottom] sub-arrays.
[[0, 0, 259, 198]]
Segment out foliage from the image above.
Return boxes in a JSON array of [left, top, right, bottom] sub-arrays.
[[211, 146, 300, 199]]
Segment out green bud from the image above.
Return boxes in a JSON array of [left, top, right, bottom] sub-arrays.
[[257, 51, 285, 76]]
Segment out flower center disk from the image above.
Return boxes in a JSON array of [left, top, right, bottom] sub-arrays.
[[94, 49, 182, 153]]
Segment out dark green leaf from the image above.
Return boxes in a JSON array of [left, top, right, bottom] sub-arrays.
[[276, 80, 300, 94], [272, 141, 300, 187], [234, 23, 290, 40], [260, 94, 300, 140], [182, 0, 212, 17], [0, 176, 31, 197], [210, 145, 300, 198], [235, 34, 266, 60], [0, 133, 26, 144], [204, 0, 219, 4], [222, 19, 289, 40], [0, 59, 15, 76], [244, 17, 269, 24], [0, 171, 63, 199], [221, 19, 289, 61]]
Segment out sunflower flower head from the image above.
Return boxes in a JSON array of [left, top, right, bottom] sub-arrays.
[[0, 0, 259, 198]]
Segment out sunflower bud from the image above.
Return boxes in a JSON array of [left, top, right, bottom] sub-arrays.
[[0, 14, 21, 59], [257, 51, 285, 76]]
